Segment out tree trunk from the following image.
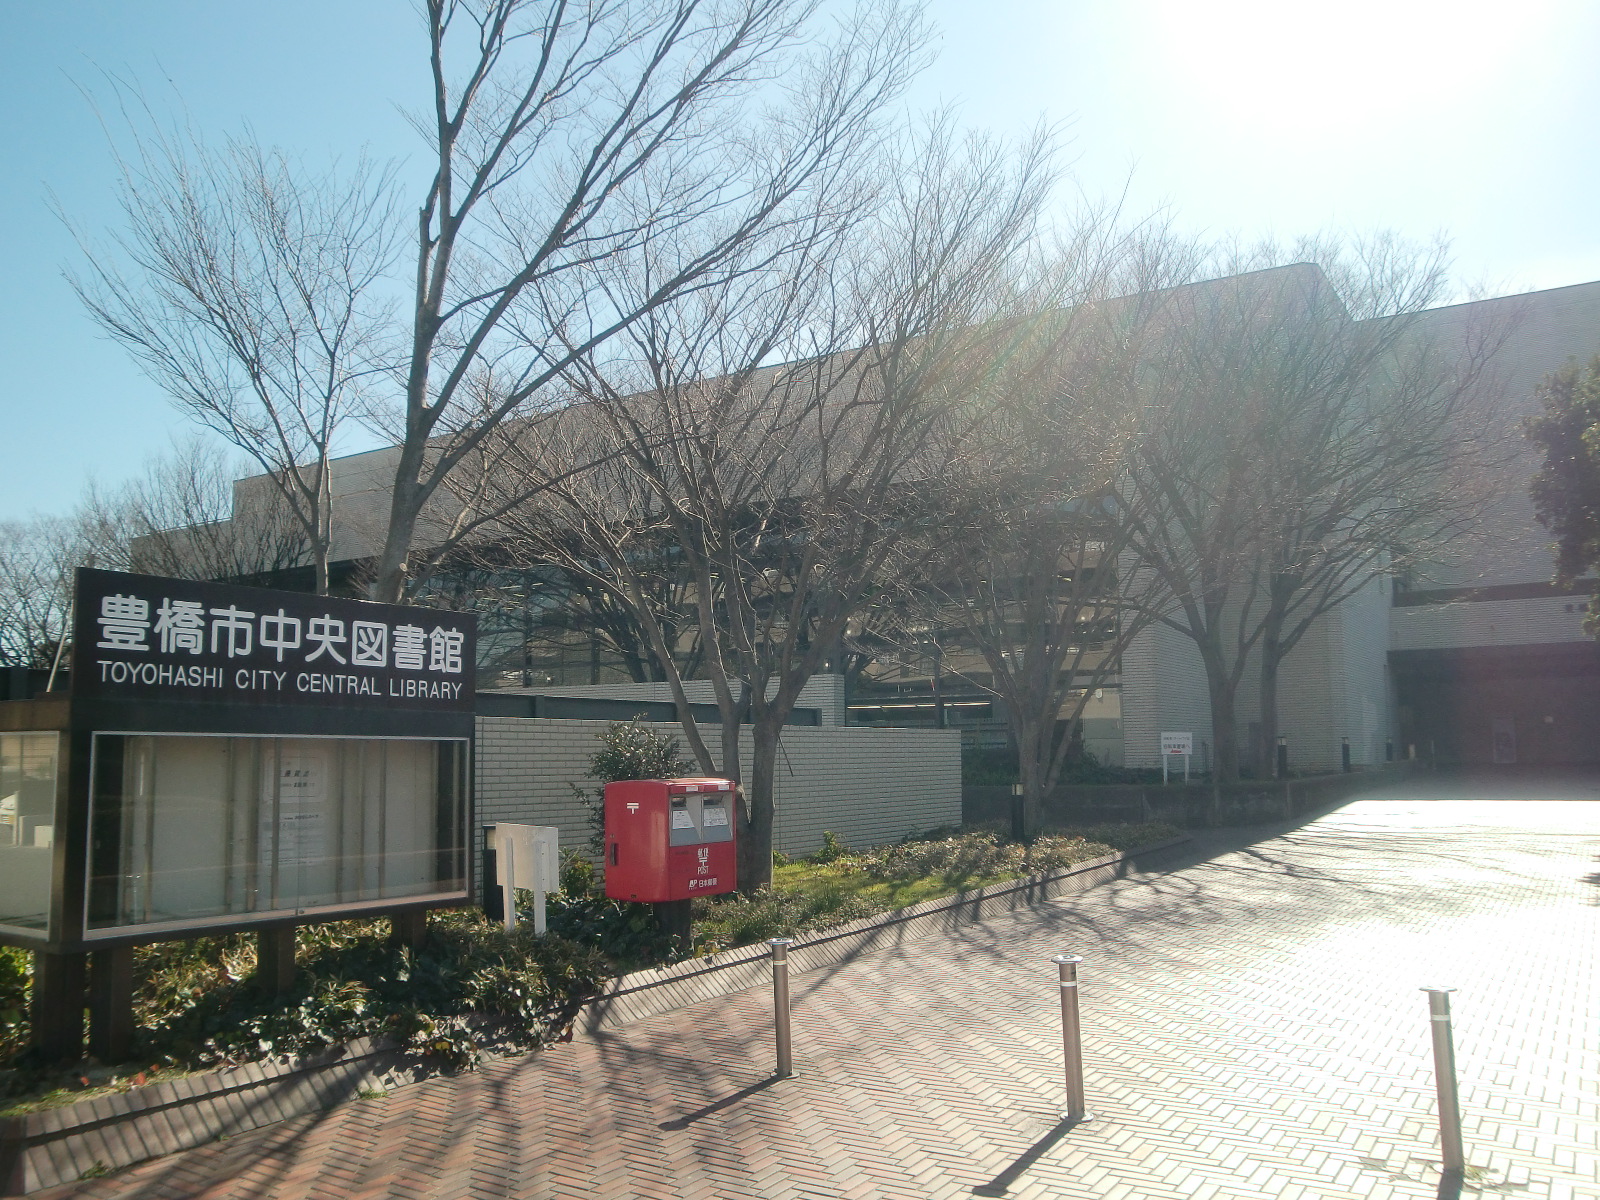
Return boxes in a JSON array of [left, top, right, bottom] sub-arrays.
[[719, 713, 742, 795], [1258, 636, 1282, 779], [1206, 671, 1241, 784], [738, 718, 781, 892], [313, 460, 333, 596], [1012, 709, 1047, 841], [370, 463, 427, 603]]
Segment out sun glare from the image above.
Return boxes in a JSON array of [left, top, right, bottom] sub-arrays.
[[1142, 0, 1562, 137]]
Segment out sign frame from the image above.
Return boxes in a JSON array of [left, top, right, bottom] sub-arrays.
[[1160, 731, 1194, 783]]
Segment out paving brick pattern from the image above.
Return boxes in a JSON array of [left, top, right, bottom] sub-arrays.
[[40, 796, 1600, 1199]]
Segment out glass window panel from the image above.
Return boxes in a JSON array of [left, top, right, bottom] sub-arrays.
[[0, 732, 59, 934], [88, 734, 466, 933]]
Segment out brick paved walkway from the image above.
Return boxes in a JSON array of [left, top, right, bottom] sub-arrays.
[[42, 794, 1600, 1199]]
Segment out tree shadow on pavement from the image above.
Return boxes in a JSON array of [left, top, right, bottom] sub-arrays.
[[657, 1073, 780, 1129], [970, 1114, 1087, 1196]]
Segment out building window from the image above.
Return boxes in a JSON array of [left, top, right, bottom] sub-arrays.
[[0, 732, 59, 934]]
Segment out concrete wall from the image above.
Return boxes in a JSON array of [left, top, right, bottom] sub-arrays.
[[474, 716, 960, 870], [1274, 574, 1393, 772], [1402, 280, 1600, 593], [1122, 571, 1394, 776], [1390, 595, 1590, 650]]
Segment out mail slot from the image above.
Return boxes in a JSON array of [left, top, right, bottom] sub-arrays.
[[603, 777, 737, 902]]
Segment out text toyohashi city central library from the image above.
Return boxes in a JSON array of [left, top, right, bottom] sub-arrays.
[[0, 568, 477, 1059]]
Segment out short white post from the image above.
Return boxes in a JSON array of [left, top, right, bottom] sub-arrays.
[[501, 841, 517, 932], [532, 844, 548, 936]]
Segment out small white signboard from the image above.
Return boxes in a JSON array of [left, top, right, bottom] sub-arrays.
[[487, 823, 560, 934], [1159, 732, 1193, 783]]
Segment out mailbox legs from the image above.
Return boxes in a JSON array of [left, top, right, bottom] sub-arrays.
[[653, 899, 693, 949]]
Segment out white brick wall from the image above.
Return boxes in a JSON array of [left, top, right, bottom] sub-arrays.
[[472, 716, 960, 869], [1120, 619, 1212, 770]]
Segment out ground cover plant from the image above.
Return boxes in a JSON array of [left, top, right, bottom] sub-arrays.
[[692, 823, 1179, 953], [0, 910, 611, 1115]]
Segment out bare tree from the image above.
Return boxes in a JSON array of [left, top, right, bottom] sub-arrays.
[[112, 438, 309, 583], [0, 517, 79, 670], [0, 440, 311, 671], [921, 257, 1178, 836], [364, 0, 934, 602], [476, 121, 1061, 886], [71, 122, 397, 595], [1125, 237, 1510, 780], [75, 2, 933, 604]]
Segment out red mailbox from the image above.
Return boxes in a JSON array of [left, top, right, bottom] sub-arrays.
[[603, 777, 737, 901]]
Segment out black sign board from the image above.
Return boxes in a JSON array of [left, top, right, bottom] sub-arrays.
[[72, 568, 477, 714]]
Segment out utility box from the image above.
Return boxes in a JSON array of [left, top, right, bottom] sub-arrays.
[[604, 777, 737, 902]]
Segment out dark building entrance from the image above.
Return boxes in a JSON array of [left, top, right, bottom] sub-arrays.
[[1391, 642, 1600, 766]]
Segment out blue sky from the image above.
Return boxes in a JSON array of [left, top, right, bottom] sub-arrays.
[[6, 0, 1599, 523]]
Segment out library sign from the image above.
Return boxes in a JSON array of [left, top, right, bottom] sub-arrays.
[[72, 568, 476, 713]]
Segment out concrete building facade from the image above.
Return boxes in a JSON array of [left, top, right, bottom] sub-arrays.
[[1120, 278, 1600, 772], [152, 274, 1600, 778]]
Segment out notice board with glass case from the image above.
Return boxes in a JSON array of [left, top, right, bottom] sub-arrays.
[[0, 567, 476, 952]]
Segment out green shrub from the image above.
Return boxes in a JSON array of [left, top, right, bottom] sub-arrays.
[[573, 718, 696, 853], [858, 831, 1026, 881], [961, 744, 1173, 787], [962, 746, 1017, 785], [542, 889, 685, 970], [0, 947, 29, 1062], [0, 911, 610, 1098], [588, 716, 694, 783], [811, 830, 849, 863], [848, 829, 1166, 884]]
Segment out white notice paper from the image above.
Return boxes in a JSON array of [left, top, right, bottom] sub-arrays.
[[671, 809, 694, 830], [262, 749, 330, 870], [702, 805, 729, 827]]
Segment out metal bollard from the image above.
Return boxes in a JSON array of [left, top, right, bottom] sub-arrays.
[[1422, 987, 1465, 1177], [1052, 954, 1092, 1122], [769, 938, 795, 1079]]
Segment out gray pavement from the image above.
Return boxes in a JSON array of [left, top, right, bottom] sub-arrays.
[[42, 791, 1600, 1199]]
